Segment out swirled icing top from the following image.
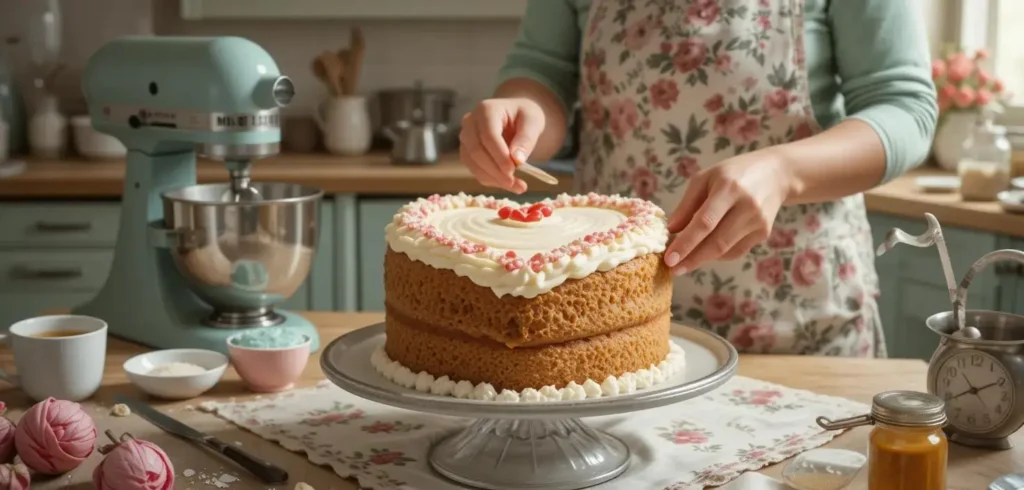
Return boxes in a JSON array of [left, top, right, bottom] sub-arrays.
[[384, 193, 669, 298]]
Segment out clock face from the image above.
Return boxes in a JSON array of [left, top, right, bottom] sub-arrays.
[[933, 350, 1014, 433]]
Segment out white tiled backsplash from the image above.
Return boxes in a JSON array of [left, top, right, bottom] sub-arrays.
[[0, 0, 518, 119]]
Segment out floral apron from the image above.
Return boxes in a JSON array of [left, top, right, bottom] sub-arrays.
[[577, 0, 885, 357]]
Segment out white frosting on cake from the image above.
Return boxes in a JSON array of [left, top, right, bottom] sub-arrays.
[[370, 342, 686, 403], [384, 193, 669, 298]]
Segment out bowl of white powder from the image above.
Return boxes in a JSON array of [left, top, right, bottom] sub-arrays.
[[123, 349, 229, 400]]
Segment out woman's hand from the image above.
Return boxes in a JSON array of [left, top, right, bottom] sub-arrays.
[[459, 97, 547, 194], [664, 150, 795, 274]]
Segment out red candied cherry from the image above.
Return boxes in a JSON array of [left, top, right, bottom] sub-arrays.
[[524, 210, 543, 222], [498, 206, 512, 219], [505, 251, 517, 258], [509, 208, 529, 221], [540, 206, 552, 217]]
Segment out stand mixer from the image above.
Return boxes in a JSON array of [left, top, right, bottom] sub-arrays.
[[74, 36, 321, 353]]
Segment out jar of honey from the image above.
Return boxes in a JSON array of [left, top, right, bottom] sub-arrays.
[[816, 391, 947, 490]]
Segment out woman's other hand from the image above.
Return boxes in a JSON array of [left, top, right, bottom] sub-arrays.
[[663, 150, 795, 274], [459, 97, 547, 194]]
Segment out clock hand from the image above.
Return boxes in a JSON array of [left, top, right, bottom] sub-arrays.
[[960, 372, 976, 390], [974, 381, 999, 392]]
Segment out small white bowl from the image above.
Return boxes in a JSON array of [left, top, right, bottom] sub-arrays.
[[123, 349, 228, 400], [71, 115, 126, 160]]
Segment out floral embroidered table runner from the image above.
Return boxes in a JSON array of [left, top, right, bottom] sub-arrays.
[[200, 376, 866, 489]]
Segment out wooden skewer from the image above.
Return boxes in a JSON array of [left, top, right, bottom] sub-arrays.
[[336, 48, 352, 96], [348, 27, 365, 95]]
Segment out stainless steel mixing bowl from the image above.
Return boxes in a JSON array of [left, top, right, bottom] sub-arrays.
[[162, 182, 322, 328]]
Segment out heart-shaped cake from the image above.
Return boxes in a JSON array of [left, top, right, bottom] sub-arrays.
[[380, 193, 679, 401]]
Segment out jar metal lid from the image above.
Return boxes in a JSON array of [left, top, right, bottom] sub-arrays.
[[871, 391, 947, 427]]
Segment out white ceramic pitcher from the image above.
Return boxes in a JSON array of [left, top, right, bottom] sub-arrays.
[[315, 95, 372, 156]]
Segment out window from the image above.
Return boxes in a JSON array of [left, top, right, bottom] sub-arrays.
[[960, 0, 1024, 125]]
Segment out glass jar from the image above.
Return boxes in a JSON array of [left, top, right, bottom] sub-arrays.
[[958, 113, 1012, 201], [817, 391, 947, 490]]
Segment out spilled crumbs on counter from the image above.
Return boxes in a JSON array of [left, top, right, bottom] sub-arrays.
[[183, 469, 196, 477]]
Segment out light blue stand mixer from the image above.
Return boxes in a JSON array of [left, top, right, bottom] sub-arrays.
[[74, 36, 321, 353]]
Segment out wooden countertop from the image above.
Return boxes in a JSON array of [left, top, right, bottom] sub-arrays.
[[1, 311, 1017, 490], [2, 153, 1024, 237]]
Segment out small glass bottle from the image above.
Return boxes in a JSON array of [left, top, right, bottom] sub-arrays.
[[817, 391, 947, 490], [958, 112, 1012, 201]]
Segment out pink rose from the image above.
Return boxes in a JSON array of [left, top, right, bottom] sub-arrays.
[[757, 15, 771, 30], [583, 98, 606, 127], [763, 89, 794, 116], [714, 111, 761, 143], [977, 69, 992, 86], [676, 157, 699, 178], [739, 300, 760, 319], [993, 80, 1005, 93], [703, 293, 735, 324], [673, 431, 709, 444], [624, 17, 655, 51], [631, 167, 658, 200], [767, 228, 796, 249], [660, 42, 673, 54], [742, 76, 758, 90], [792, 122, 813, 141], [792, 249, 824, 287], [687, 0, 720, 26], [756, 256, 785, 287], [751, 389, 782, 398], [672, 38, 708, 74], [804, 213, 821, 232], [975, 48, 989, 60], [946, 53, 973, 83], [714, 53, 732, 74], [939, 84, 958, 99], [609, 98, 640, 139], [954, 86, 976, 108], [838, 263, 856, 281], [731, 324, 776, 352], [650, 79, 679, 110], [704, 94, 724, 113], [598, 72, 613, 95], [938, 90, 953, 112], [977, 88, 993, 106], [931, 59, 946, 79]]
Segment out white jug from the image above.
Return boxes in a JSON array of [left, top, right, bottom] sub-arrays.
[[314, 95, 372, 156]]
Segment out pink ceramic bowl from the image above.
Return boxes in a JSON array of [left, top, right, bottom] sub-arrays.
[[226, 334, 311, 393]]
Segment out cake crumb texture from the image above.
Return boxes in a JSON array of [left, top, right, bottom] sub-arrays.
[[384, 248, 672, 347], [384, 313, 671, 392]]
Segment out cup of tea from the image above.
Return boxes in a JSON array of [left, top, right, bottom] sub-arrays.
[[0, 315, 107, 401]]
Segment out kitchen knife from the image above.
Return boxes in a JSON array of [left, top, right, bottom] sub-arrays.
[[116, 395, 289, 484]]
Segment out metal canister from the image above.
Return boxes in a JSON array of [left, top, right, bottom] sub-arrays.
[[818, 391, 948, 490]]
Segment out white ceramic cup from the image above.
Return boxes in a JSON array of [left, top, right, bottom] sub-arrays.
[[0, 315, 107, 402]]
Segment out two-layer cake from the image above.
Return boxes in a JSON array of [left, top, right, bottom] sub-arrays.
[[372, 193, 683, 402]]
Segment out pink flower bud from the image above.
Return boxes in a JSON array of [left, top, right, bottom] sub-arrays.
[[931, 59, 946, 79], [954, 86, 976, 108], [977, 89, 993, 106], [975, 48, 990, 60], [977, 69, 992, 86], [993, 80, 1005, 93], [946, 53, 973, 83]]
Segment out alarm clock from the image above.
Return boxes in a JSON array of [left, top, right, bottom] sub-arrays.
[[926, 310, 1024, 450]]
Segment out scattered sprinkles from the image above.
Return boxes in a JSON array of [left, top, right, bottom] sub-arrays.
[[395, 193, 663, 272]]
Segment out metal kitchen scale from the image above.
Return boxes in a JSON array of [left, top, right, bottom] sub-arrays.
[[72, 36, 322, 353], [877, 213, 1024, 450], [321, 323, 738, 490]]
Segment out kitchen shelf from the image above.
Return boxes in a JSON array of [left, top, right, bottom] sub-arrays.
[[180, 0, 527, 20]]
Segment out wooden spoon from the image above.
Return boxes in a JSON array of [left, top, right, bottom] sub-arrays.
[[316, 51, 345, 97], [336, 48, 352, 95], [311, 58, 336, 96], [347, 27, 365, 95]]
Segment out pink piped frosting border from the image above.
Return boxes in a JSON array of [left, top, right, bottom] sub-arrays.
[[394, 193, 664, 273]]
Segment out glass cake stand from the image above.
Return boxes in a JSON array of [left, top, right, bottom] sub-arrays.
[[320, 323, 738, 490]]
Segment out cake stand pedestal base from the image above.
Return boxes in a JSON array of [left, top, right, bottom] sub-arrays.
[[429, 418, 630, 490]]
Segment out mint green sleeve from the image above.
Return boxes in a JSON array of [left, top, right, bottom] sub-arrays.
[[830, 0, 939, 183], [494, 0, 582, 114]]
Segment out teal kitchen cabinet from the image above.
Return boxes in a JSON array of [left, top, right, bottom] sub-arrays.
[[998, 237, 1024, 316], [868, 213, 1001, 359], [355, 193, 557, 311]]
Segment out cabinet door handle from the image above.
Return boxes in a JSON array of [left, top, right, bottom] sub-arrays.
[[13, 266, 84, 280], [33, 221, 93, 232]]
